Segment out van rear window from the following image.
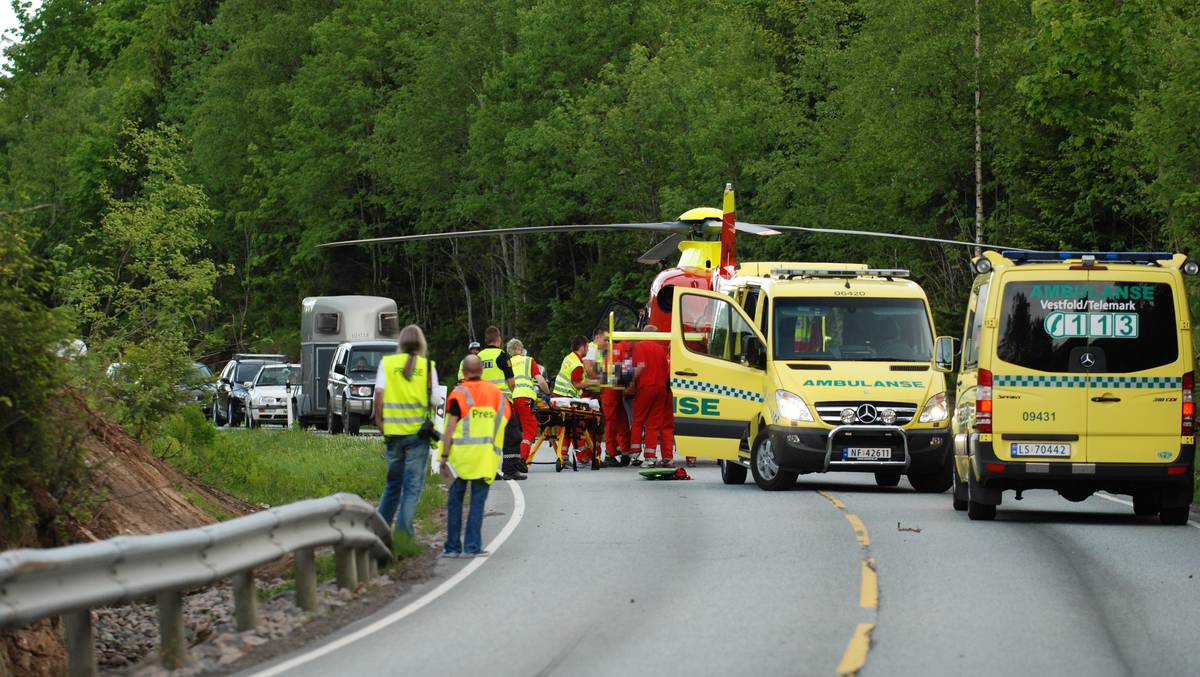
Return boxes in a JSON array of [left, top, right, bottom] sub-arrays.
[[996, 281, 1178, 373]]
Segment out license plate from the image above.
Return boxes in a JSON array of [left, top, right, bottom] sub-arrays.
[[1010, 443, 1071, 457], [843, 447, 893, 460]]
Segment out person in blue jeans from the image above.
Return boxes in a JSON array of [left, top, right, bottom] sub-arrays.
[[374, 325, 442, 537], [378, 435, 429, 536], [439, 354, 509, 557]]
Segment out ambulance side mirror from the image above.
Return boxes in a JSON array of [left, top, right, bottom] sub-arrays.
[[933, 336, 956, 373]]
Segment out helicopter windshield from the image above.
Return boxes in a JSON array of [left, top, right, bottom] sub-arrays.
[[773, 297, 933, 362]]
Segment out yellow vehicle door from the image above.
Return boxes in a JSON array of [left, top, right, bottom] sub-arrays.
[[1082, 270, 1187, 464], [990, 274, 1089, 463], [953, 277, 990, 477], [670, 286, 767, 460]]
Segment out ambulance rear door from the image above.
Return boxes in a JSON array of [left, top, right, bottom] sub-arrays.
[[990, 273, 1089, 463], [670, 287, 767, 460], [1082, 269, 1187, 464]]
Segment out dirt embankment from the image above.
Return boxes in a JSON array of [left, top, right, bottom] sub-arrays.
[[1, 400, 256, 677]]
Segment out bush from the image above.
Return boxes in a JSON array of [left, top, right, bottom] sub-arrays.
[[0, 216, 88, 549]]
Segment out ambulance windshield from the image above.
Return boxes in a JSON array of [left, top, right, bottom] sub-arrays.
[[773, 298, 933, 362]]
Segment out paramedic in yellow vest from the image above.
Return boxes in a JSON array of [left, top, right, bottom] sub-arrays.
[[507, 338, 550, 465], [438, 354, 510, 557], [373, 325, 441, 537], [553, 335, 601, 464], [477, 325, 525, 479]]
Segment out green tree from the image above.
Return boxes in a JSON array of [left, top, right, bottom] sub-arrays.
[[57, 122, 223, 437]]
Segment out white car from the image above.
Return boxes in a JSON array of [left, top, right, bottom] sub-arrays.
[[243, 363, 301, 428]]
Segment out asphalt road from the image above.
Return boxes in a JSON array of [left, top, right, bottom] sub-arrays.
[[246, 456, 1200, 677]]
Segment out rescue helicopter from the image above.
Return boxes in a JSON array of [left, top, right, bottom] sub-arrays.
[[320, 184, 1026, 330]]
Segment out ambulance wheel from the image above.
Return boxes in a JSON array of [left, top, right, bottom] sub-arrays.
[[874, 472, 901, 487], [951, 468, 969, 511], [1132, 494, 1161, 517], [720, 460, 747, 485], [907, 456, 953, 494], [967, 499, 996, 521], [967, 472, 997, 520], [1160, 506, 1190, 526], [749, 432, 797, 491]]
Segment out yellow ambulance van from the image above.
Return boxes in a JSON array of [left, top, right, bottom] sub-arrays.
[[668, 264, 958, 492], [951, 251, 1198, 524]]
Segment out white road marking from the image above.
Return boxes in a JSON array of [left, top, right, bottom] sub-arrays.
[[249, 480, 527, 676], [1094, 492, 1200, 530]]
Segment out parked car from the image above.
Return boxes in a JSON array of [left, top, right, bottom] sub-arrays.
[[213, 353, 288, 426], [242, 363, 301, 428], [186, 361, 217, 417], [326, 340, 398, 435]]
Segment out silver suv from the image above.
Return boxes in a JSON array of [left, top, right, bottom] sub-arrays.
[[326, 341, 397, 435]]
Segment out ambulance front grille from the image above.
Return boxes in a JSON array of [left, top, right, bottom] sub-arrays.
[[815, 401, 918, 425]]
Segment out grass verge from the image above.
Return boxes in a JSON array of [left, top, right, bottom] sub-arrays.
[[166, 427, 445, 558]]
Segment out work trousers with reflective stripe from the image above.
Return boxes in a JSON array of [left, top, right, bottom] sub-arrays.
[[502, 401, 523, 475], [601, 388, 630, 458], [513, 397, 538, 462], [631, 384, 667, 460]]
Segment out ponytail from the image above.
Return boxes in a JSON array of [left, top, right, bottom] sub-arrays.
[[397, 324, 427, 380]]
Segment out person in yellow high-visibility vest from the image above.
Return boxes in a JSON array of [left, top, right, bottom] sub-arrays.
[[553, 334, 600, 463], [508, 338, 549, 465], [438, 354, 510, 557], [477, 325, 525, 479], [373, 325, 441, 537]]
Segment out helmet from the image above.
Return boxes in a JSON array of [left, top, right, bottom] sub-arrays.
[[467, 340, 481, 352]]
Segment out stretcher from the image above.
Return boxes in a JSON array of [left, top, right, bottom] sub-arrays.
[[529, 397, 603, 472]]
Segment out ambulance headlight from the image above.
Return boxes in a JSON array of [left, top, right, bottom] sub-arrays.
[[973, 258, 992, 275], [1183, 260, 1200, 276], [840, 408, 856, 424], [918, 392, 949, 423], [776, 390, 814, 423], [880, 408, 897, 425]]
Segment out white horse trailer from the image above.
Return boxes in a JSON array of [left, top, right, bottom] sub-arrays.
[[297, 296, 399, 428]]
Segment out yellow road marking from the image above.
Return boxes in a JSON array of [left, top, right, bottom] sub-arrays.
[[859, 559, 877, 609], [818, 490, 846, 510], [818, 491, 878, 676], [836, 622, 875, 676], [845, 513, 870, 546]]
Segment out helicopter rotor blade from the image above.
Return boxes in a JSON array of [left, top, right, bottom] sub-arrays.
[[743, 223, 1034, 252], [637, 234, 687, 265], [319, 222, 692, 248], [694, 219, 780, 236]]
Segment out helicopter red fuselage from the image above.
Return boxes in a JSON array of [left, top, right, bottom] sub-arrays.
[[645, 266, 713, 331]]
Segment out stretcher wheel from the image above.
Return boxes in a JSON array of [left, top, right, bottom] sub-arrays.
[[555, 459, 563, 473], [591, 456, 601, 471]]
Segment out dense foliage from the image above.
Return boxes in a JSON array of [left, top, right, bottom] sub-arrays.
[[1, 0, 1197, 369]]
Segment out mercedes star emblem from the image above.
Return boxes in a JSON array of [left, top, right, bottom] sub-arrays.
[[856, 403, 878, 424], [1080, 352, 1096, 368]]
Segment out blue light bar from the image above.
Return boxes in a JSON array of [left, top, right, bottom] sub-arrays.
[[1002, 251, 1174, 264]]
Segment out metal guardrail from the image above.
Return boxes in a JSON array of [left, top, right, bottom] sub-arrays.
[[0, 493, 394, 676]]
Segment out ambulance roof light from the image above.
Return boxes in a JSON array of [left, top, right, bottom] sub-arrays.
[[770, 267, 910, 280], [1002, 251, 1175, 265]]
